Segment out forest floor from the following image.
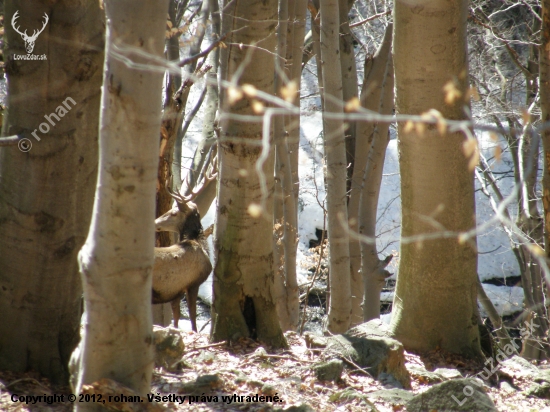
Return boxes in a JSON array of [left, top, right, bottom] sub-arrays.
[[1, 329, 549, 412]]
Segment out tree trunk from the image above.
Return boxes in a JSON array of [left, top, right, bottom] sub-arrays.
[[390, 0, 482, 357], [211, 0, 286, 348], [0, 0, 104, 384], [153, 0, 184, 326], [184, 0, 221, 218], [319, 0, 351, 334], [542, 0, 550, 270], [336, 0, 362, 325], [71, 0, 168, 402], [271, 0, 306, 332], [350, 24, 394, 322], [273, 0, 291, 330]]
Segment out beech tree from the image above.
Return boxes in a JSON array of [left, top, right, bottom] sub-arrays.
[[0, 0, 104, 384], [319, 0, 352, 333], [390, 0, 482, 356], [71, 0, 168, 400], [211, 0, 286, 347], [348, 24, 394, 322], [272, 0, 308, 332]]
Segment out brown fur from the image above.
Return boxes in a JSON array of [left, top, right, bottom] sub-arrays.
[[153, 201, 211, 331]]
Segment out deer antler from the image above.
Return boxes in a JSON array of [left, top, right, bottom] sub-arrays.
[[165, 174, 192, 212], [182, 146, 218, 202]]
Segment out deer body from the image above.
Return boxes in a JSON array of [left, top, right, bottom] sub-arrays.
[[153, 198, 211, 332]]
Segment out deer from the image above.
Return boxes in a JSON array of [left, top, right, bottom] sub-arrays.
[[12, 11, 49, 54], [152, 164, 217, 332]]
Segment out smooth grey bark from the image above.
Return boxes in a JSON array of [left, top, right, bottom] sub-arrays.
[[273, 0, 291, 330], [71, 0, 168, 403], [348, 25, 394, 322], [337, 0, 361, 325], [0, 0, 103, 384], [211, 0, 286, 348], [390, 0, 482, 357], [272, 0, 306, 332], [319, 0, 351, 333], [184, 0, 221, 218]]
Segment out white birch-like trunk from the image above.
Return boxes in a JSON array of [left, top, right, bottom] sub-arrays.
[[319, 0, 351, 333], [72, 0, 168, 402]]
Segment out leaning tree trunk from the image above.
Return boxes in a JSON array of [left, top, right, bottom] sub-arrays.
[[390, 0, 482, 357], [350, 24, 394, 322], [319, 0, 351, 334], [0, 0, 103, 385], [211, 0, 286, 348], [71, 0, 168, 402]]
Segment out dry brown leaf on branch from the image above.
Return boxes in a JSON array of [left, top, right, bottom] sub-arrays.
[[443, 80, 462, 105]]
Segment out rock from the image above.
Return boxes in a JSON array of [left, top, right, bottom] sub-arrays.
[[194, 351, 216, 364], [277, 404, 315, 412], [365, 388, 413, 406], [535, 370, 550, 383], [329, 389, 379, 411], [499, 380, 516, 394], [177, 374, 223, 394], [261, 383, 277, 396], [500, 355, 540, 378], [406, 378, 498, 411], [525, 371, 550, 399], [378, 372, 404, 388], [152, 326, 185, 370], [312, 359, 344, 382], [433, 367, 463, 380], [407, 364, 444, 384], [304, 332, 328, 349], [326, 319, 411, 388], [407, 364, 463, 384], [526, 382, 550, 399]]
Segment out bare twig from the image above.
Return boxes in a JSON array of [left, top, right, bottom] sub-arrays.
[[178, 32, 228, 67], [349, 10, 392, 28]]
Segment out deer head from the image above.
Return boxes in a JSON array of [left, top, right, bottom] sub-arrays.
[[12, 11, 49, 54], [155, 176, 204, 241], [156, 154, 218, 237]]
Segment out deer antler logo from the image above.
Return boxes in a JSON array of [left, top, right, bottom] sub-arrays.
[[11, 11, 49, 54]]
